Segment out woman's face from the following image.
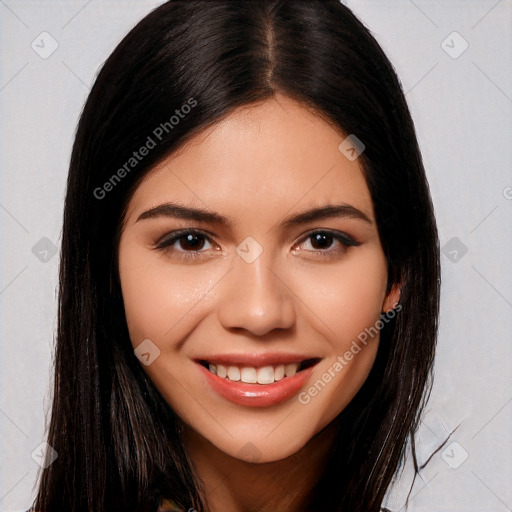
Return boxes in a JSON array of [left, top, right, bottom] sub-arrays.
[[118, 93, 399, 463]]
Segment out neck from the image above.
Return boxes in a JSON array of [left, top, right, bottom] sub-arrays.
[[181, 419, 339, 512]]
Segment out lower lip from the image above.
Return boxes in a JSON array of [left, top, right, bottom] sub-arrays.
[[197, 363, 317, 407]]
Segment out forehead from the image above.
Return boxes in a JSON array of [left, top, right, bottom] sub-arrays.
[[125, 94, 374, 225]]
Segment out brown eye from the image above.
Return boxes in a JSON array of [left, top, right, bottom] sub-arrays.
[[175, 233, 208, 251], [294, 230, 361, 258], [154, 229, 217, 261], [309, 232, 336, 250]]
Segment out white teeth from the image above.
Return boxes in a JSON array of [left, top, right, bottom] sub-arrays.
[[284, 363, 299, 377], [274, 364, 285, 381], [206, 361, 304, 384], [227, 366, 240, 381], [216, 364, 227, 378], [240, 367, 258, 384], [257, 366, 275, 384]]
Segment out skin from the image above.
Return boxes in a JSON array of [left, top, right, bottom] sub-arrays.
[[118, 93, 400, 511]]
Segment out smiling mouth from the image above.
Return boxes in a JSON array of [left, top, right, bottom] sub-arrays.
[[198, 358, 320, 385]]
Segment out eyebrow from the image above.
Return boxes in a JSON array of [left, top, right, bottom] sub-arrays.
[[136, 202, 372, 226]]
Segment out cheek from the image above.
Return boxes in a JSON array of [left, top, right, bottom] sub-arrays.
[[289, 249, 388, 421], [291, 248, 388, 345], [118, 241, 213, 347]]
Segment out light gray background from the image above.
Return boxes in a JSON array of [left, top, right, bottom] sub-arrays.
[[1, 1, 511, 511]]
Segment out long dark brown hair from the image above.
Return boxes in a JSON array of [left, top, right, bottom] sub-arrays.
[[33, 1, 440, 511]]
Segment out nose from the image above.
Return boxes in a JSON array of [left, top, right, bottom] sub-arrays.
[[216, 249, 296, 337]]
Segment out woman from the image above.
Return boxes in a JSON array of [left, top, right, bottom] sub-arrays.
[[33, 1, 440, 511]]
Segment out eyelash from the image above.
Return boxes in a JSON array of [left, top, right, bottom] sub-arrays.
[[153, 228, 361, 262]]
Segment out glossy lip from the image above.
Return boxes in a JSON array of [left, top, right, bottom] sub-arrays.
[[195, 357, 320, 408]]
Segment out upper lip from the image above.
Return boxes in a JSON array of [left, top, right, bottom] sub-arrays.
[[194, 353, 321, 368]]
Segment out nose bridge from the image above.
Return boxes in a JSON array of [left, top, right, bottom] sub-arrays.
[[216, 244, 296, 336]]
